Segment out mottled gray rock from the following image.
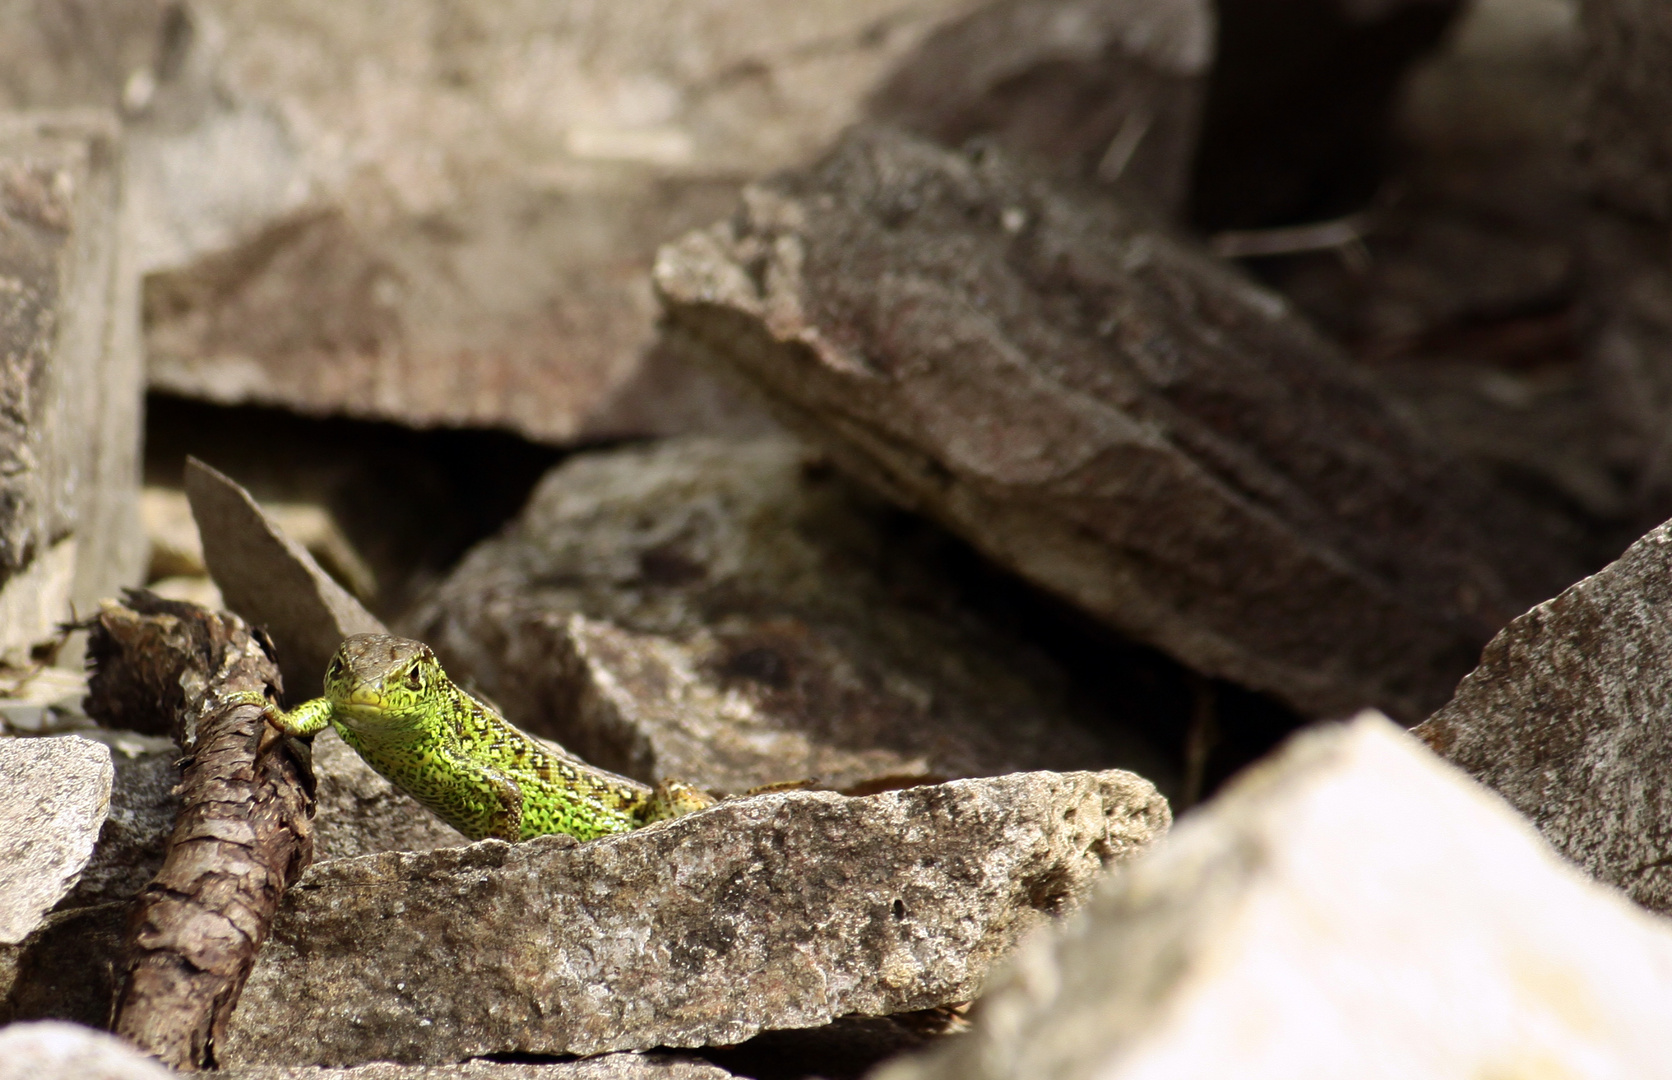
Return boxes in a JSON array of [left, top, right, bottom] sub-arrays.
[[653, 126, 1586, 722], [222, 1055, 737, 1080], [874, 715, 1672, 1080], [867, 0, 1212, 213], [1415, 517, 1672, 912], [0, 1021, 172, 1080], [410, 437, 1161, 795], [220, 768, 1168, 1066], [0, 111, 145, 656], [185, 457, 386, 698], [0, 736, 113, 943]]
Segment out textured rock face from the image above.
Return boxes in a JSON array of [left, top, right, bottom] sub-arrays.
[[1415, 518, 1672, 913], [219, 768, 1169, 1066], [874, 715, 1672, 1080], [410, 437, 1159, 794], [0, 1021, 173, 1080], [0, 736, 113, 944], [0, 111, 145, 655], [653, 126, 1585, 722]]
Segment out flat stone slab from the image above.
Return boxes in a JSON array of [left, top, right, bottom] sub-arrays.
[[1417, 516, 1672, 912], [0, 736, 113, 943], [220, 768, 1168, 1066], [876, 715, 1672, 1079]]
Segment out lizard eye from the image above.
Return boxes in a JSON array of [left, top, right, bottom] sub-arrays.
[[404, 666, 423, 691]]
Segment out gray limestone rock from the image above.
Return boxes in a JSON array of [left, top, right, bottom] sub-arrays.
[[0, 1021, 173, 1080], [219, 768, 1169, 1066], [221, 1056, 737, 1080], [874, 715, 1672, 1080], [652, 126, 1586, 722], [0, 736, 113, 944], [0, 111, 145, 657], [1415, 517, 1672, 913], [408, 437, 1162, 795]]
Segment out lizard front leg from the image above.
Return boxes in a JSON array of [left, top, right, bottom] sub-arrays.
[[223, 691, 334, 736]]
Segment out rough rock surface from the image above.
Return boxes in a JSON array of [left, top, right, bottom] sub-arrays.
[[0, 736, 113, 944], [0, 111, 145, 655], [219, 768, 1168, 1066], [875, 715, 1672, 1080], [653, 126, 1586, 722], [0, 1020, 173, 1080], [1415, 517, 1672, 913], [410, 437, 1160, 794], [221, 1056, 737, 1080]]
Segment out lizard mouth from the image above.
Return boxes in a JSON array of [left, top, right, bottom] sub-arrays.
[[347, 687, 385, 710]]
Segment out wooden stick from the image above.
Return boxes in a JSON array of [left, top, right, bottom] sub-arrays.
[[85, 591, 314, 1071]]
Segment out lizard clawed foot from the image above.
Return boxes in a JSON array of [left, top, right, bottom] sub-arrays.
[[640, 778, 717, 824]]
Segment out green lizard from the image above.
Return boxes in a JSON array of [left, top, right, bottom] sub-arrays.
[[255, 633, 715, 842]]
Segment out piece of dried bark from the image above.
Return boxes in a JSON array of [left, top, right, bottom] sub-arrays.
[[84, 592, 314, 1071]]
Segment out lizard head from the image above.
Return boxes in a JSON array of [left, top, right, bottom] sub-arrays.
[[323, 634, 449, 729]]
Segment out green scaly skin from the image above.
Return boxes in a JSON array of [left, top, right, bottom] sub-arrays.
[[254, 633, 715, 842]]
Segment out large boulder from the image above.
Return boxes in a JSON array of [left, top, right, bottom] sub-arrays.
[[875, 715, 1672, 1079]]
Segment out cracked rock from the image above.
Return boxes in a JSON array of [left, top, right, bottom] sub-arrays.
[[410, 436, 1162, 795], [219, 768, 1168, 1067], [875, 714, 1672, 1079]]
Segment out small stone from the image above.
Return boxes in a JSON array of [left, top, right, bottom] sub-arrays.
[[0, 1021, 172, 1080], [219, 768, 1168, 1066], [0, 737, 113, 944], [874, 714, 1672, 1080]]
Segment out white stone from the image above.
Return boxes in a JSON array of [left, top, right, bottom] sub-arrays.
[[0, 1021, 173, 1080], [874, 714, 1672, 1080], [0, 736, 115, 943]]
